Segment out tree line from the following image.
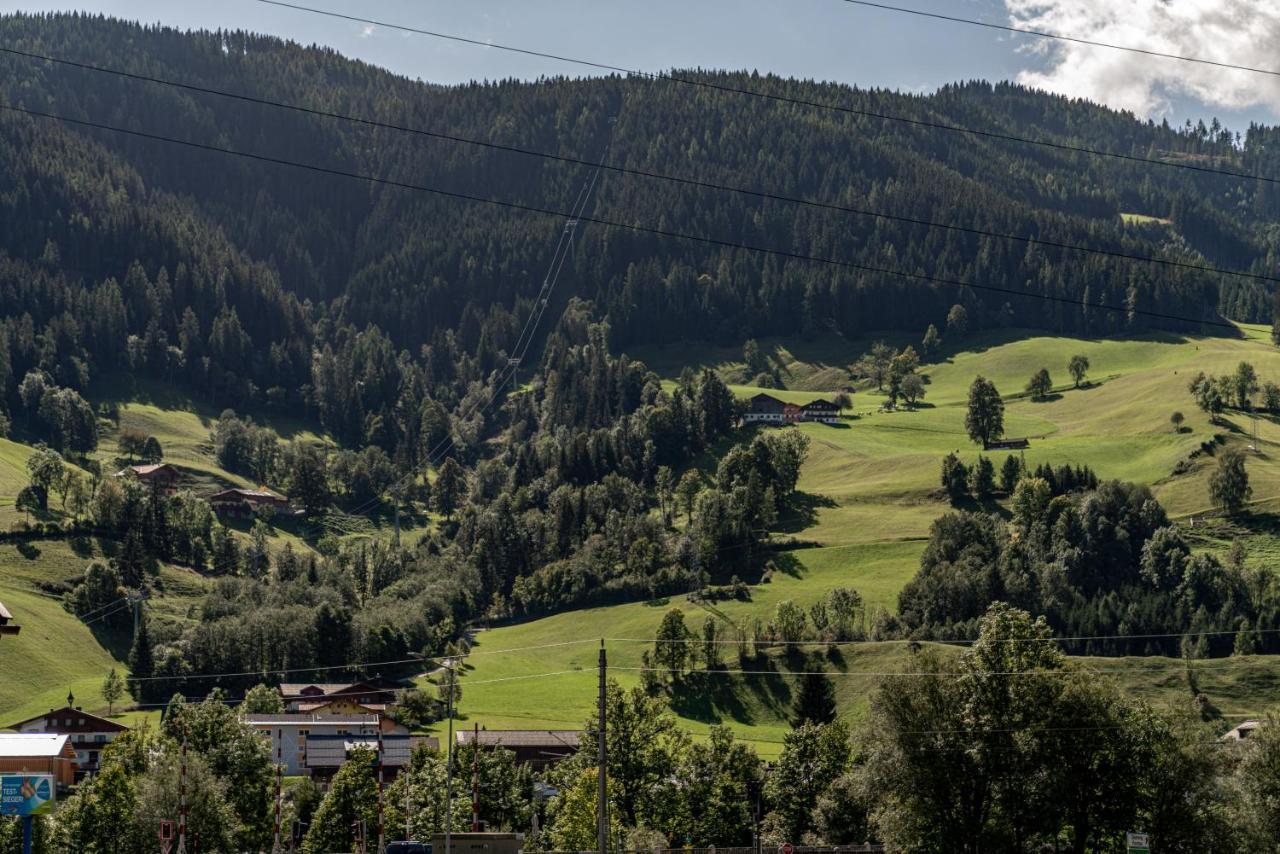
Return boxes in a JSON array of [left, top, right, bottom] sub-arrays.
[[12, 604, 1277, 852]]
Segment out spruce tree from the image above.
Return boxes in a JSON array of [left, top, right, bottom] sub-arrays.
[[128, 616, 154, 701], [791, 670, 837, 727]]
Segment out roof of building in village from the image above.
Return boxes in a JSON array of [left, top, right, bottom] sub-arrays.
[[8, 706, 130, 733], [114, 463, 179, 478], [0, 734, 72, 757], [455, 730, 582, 748], [241, 714, 381, 726], [210, 487, 288, 502]]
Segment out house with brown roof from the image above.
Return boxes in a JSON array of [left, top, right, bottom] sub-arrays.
[[0, 734, 78, 789], [113, 463, 181, 493], [8, 704, 129, 780], [209, 487, 291, 519], [744, 393, 786, 424], [800, 399, 840, 423], [455, 729, 582, 769], [278, 679, 399, 713]]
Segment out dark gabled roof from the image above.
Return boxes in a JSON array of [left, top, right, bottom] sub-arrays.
[[802, 398, 838, 409], [209, 487, 288, 503], [7, 706, 130, 733]]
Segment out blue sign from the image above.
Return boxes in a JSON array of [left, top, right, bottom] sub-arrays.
[[0, 775, 55, 816]]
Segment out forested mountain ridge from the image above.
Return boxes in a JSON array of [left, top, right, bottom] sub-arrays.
[[3, 12, 1280, 383], [2, 13, 1280, 691]]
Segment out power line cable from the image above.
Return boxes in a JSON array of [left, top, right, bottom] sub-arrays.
[[295, 116, 619, 538], [838, 0, 1280, 79], [612, 658, 1280, 678], [612, 625, 1280, 646], [0, 102, 1237, 335], [4, 44, 1274, 285], [81, 600, 134, 627], [123, 638, 600, 684], [259, 0, 1280, 186], [72, 595, 131, 621]]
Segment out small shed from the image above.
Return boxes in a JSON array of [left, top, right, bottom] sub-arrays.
[[984, 438, 1030, 451], [0, 600, 18, 636], [0, 734, 78, 789]]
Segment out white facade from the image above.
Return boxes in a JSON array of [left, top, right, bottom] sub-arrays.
[[243, 714, 382, 775]]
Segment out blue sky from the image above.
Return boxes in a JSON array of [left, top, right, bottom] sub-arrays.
[[6, 0, 1279, 128]]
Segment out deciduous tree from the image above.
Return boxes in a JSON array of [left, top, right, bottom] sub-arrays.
[[1068, 354, 1090, 388], [1209, 448, 1252, 515], [965, 376, 1005, 447]]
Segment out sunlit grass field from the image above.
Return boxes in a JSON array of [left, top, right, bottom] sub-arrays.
[[453, 325, 1280, 753]]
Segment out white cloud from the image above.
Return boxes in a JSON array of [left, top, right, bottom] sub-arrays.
[[1004, 0, 1280, 118], [359, 23, 376, 38]]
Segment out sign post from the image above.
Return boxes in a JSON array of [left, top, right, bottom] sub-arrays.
[[1126, 832, 1150, 854], [1, 774, 56, 854], [160, 819, 175, 854]]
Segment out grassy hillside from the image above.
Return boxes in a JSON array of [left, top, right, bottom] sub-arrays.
[[449, 325, 1280, 754], [0, 536, 213, 726], [0, 385, 330, 722]]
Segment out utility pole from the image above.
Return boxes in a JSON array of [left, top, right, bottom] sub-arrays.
[[471, 723, 480, 832], [376, 724, 386, 854], [597, 640, 608, 854], [272, 729, 284, 853], [404, 746, 413, 843], [445, 662, 455, 854], [393, 502, 401, 548], [176, 723, 188, 854]]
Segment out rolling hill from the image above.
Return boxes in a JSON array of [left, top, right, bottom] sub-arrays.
[[443, 324, 1280, 754]]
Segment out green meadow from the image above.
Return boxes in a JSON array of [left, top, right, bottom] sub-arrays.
[[449, 325, 1280, 754]]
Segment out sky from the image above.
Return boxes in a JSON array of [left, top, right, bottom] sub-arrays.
[[5, 0, 1279, 129]]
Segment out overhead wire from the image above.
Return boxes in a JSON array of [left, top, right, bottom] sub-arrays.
[[295, 112, 619, 538], [122, 638, 601, 684], [838, 0, 1280, 79], [0, 103, 1238, 334], [2, 44, 1275, 285], [611, 659, 1280, 678], [259, 0, 1280, 186], [611, 625, 1280, 646]]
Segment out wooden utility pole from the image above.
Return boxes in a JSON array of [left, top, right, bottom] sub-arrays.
[[176, 724, 188, 854], [445, 662, 455, 854], [376, 724, 386, 854], [272, 729, 284, 853], [597, 641, 608, 854]]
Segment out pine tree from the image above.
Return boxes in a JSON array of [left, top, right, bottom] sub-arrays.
[[791, 670, 837, 727]]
